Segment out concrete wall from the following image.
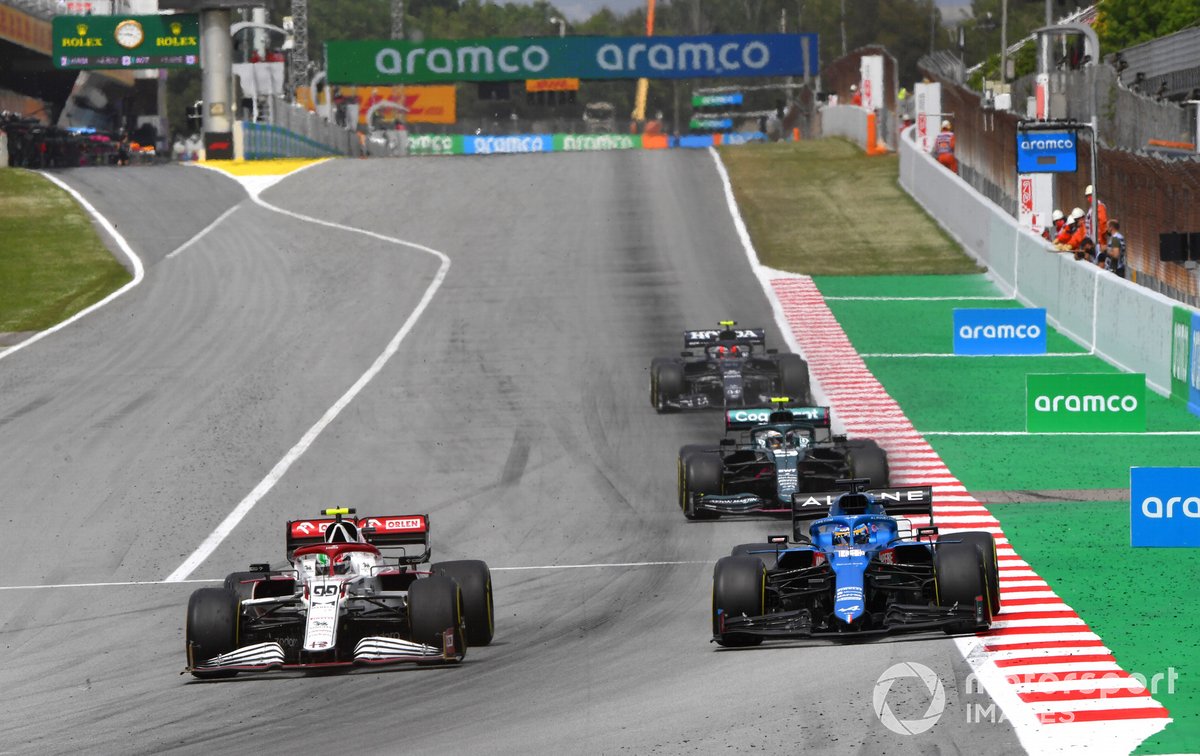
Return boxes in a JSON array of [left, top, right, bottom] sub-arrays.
[[899, 125, 1188, 395], [820, 105, 869, 148]]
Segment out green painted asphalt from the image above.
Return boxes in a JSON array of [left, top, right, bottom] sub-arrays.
[[813, 274, 1200, 754], [990, 502, 1200, 755]]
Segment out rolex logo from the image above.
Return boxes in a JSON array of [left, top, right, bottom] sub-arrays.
[[170, 21, 182, 35], [76, 23, 88, 36]]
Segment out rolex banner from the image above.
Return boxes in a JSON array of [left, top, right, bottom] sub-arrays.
[[53, 14, 199, 69]]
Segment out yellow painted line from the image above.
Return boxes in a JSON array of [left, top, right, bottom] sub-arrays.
[[202, 157, 332, 177]]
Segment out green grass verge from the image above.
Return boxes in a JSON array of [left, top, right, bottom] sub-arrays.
[[0, 169, 131, 333], [815, 273, 1200, 752], [717, 140, 983, 276], [989, 501, 1200, 755]]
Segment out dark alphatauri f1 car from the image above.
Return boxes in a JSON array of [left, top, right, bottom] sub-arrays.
[[711, 480, 1001, 644], [649, 321, 811, 412], [184, 508, 494, 678], [677, 401, 889, 519]]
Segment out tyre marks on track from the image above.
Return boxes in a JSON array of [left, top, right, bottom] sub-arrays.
[[771, 276, 1170, 754]]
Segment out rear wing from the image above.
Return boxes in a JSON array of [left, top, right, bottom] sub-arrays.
[[726, 406, 830, 431], [286, 514, 430, 560], [683, 327, 766, 348], [791, 486, 934, 520]]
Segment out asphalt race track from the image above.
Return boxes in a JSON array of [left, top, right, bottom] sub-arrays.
[[0, 152, 1022, 754]]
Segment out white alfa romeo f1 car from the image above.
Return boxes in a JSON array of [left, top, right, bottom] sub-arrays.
[[184, 508, 493, 678]]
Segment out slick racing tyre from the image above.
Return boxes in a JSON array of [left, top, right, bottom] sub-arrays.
[[409, 575, 466, 661], [679, 451, 722, 520], [934, 540, 991, 634], [186, 587, 241, 679], [953, 531, 1001, 617], [712, 556, 766, 647], [731, 543, 780, 570], [777, 354, 812, 404], [432, 560, 495, 646], [845, 440, 890, 489], [650, 359, 684, 413], [222, 571, 266, 603]]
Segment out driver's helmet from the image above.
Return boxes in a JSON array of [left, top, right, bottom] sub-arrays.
[[853, 523, 870, 545], [832, 525, 851, 547], [759, 429, 785, 450], [325, 520, 362, 544], [332, 552, 355, 575]]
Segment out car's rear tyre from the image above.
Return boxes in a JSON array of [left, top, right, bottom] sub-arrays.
[[731, 543, 780, 570], [845, 440, 890, 489], [954, 532, 1001, 617], [651, 359, 684, 413], [712, 556, 766, 647], [935, 541, 990, 634], [408, 575, 465, 661], [432, 559, 494, 646], [680, 451, 722, 520], [186, 587, 241, 679], [777, 354, 812, 404]]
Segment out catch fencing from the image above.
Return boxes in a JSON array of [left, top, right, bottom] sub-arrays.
[[924, 71, 1200, 306], [899, 123, 1194, 396]]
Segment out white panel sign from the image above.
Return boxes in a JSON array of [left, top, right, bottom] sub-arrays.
[[914, 81, 941, 154], [860, 55, 884, 111]]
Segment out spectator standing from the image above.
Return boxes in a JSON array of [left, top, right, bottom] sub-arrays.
[[1084, 184, 1108, 241], [933, 120, 957, 174], [850, 84, 862, 106], [1105, 219, 1126, 277]]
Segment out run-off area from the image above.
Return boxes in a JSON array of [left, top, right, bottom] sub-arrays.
[[814, 273, 1200, 755]]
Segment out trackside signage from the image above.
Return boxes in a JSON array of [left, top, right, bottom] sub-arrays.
[[1015, 130, 1077, 173], [1026, 373, 1145, 432], [1171, 306, 1190, 402], [326, 33, 820, 85], [953, 308, 1046, 355], [1130, 467, 1200, 547], [1169, 306, 1200, 418], [1191, 311, 1200, 417]]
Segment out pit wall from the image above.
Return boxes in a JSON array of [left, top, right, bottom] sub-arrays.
[[898, 125, 1192, 396], [235, 122, 346, 160]]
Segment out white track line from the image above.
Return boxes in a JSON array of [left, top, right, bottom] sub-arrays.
[[165, 202, 243, 259], [707, 149, 1170, 754], [706, 146, 836, 418], [3, 560, 710, 591], [0, 172, 145, 363], [164, 173, 452, 583]]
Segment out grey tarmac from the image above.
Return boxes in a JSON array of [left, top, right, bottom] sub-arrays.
[[0, 152, 1021, 755]]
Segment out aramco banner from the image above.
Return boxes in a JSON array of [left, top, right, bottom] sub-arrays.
[[327, 33, 819, 85]]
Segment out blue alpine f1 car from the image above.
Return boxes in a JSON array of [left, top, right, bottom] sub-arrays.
[[711, 480, 1001, 645], [678, 401, 889, 519]]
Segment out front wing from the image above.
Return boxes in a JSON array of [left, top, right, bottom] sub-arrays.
[[186, 629, 462, 675], [715, 598, 988, 640], [695, 493, 790, 515]]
